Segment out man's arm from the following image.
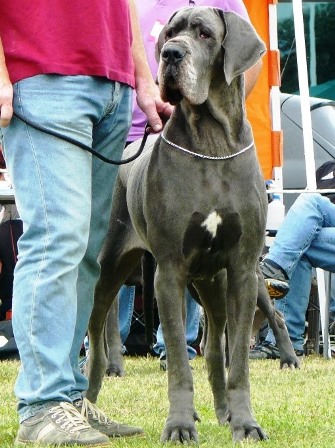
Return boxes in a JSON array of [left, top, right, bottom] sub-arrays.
[[0, 37, 13, 128], [128, 0, 172, 132]]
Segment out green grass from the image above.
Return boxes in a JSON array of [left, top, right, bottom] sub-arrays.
[[0, 355, 334, 447]]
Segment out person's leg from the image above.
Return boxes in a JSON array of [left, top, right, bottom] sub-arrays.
[[266, 258, 312, 352], [256, 222, 335, 357], [57, 79, 142, 438], [118, 285, 136, 345], [4, 75, 94, 420], [153, 289, 200, 360], [302, 227, 335, 274], [153, 321, 165, 356], [184, 289, 200, 360], [303, 227, 335, 336], [71, 80, 133, 398], [329, 275, 335, 324], [3, 75, 132, 422], [266, 194, 335, 278]]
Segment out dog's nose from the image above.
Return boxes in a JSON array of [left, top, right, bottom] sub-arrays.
[[161, 47, 185, 64]]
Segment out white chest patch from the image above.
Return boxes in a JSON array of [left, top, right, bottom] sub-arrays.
[[201, 211, 223, 238]]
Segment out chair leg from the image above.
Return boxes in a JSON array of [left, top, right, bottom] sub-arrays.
[[316, 268, 331, 359]]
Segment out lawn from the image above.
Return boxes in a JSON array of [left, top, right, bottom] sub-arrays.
[[0, 355, 334, 447]]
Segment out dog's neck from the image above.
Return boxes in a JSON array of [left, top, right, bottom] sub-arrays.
[[164, 76, 253, 158]]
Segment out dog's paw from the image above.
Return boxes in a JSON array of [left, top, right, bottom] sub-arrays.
[[160, 426, 199, 444], [228, 413, 268, 442], [280, 354, 301, 370], [216, 405, 229, 425], [232, 424, 269, 442], [161, 413, 199, 444], [105, 364, 125, 377]]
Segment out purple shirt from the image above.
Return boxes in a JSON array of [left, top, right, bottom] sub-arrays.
[[128, 0, 249, 142]]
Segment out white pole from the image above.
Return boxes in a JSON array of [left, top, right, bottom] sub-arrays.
[[292, 0, 316, 190], [269, 3, 284, 196], [292, 1, 331, 360]]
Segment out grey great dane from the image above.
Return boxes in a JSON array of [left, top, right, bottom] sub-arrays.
[[86, 7, 299, 443]]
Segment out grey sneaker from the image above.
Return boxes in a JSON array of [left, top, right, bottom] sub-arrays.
[[260, 259, 290, 299], [73, 398, 144, 438], [15, 401, 110, 446]]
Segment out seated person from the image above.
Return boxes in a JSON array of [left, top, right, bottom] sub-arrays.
[[0, 150, 22, 320], [0, 218, 23, 320], [251, 191, 335, 359], [118, 285, 201, 368]]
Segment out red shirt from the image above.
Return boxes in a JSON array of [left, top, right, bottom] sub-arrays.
[[0, 1, 135, 87]]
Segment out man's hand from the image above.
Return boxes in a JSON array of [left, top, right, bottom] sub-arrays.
[[0, 79, 13, 127], [0, 37, 13, 128], [136, 79, 173, 133], [128, 0, 173, 133]]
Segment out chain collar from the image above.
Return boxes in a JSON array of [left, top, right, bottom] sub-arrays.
[[161, 132, 254, 161]]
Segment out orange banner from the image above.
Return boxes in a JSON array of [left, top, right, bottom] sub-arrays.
[[244, 0, 274, 179]]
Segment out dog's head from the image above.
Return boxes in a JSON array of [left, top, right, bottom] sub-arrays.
[[156, 7, 266, 105]]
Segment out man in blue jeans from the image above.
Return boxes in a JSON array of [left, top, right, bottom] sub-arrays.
[[0, 1, 173, 445], [251, 192, 335, 358], [118, 0, 262, 369]]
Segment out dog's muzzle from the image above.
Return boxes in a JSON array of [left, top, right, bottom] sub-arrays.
[[161, 44, 186, 65]]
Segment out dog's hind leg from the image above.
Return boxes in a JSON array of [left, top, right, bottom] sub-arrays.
[[256, 269, 300, 368], [224, 264, 268, 442], [193, 271, 228, 424], [105, 298, 125, 377], [86, 245, 143, 402], [105, 258, 146, 378], [86, 177, 145, 401]]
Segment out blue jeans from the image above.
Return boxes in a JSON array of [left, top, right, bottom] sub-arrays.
[[118, 285, 136, 352], [2, 75, 132, 422], [118, 285, 201, 359], [265, 193, 335, 351]]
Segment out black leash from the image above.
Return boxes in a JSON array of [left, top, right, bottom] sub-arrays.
[[13, 109, 150, 165]]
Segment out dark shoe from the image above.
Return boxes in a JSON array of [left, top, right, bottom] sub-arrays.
[[260, 259, 290, 299], [15, 401, 110, 446], [159, 350, 167, 371], [249, 341, 304, 360], [73, 398, 144, 438], [249, 341, 280, 359]]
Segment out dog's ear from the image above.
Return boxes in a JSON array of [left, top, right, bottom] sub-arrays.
[[155, 10, 180, 63], [155, 27, 167, 63], [218, 10, 266, 85]]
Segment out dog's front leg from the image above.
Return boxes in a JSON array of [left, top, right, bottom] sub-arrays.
[[155, 263, 199, 444], [226, 267, 268, 442], [194, 273, 228, 423]]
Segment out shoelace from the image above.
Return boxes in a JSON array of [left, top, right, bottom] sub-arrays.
[[79, 397, 114, 426], [49, 402, 91, 433]]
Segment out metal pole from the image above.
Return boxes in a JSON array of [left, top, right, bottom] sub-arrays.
[[292, 0, 317, 190]]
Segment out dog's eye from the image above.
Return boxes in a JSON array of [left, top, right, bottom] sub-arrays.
[[199, 30, 211, 39], [165, 30, 173, 40]]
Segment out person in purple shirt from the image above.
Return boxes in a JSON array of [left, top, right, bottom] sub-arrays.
[[129, 0, 257, 142], [118, 0, 263, 368]]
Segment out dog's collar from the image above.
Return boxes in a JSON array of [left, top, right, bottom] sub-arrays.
[[161, 132, 254, 161]]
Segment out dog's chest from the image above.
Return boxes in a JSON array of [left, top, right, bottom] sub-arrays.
[[181, 207, 243, 279]]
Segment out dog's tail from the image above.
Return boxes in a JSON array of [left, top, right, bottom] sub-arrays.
[[141, 251, 156, 347]]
